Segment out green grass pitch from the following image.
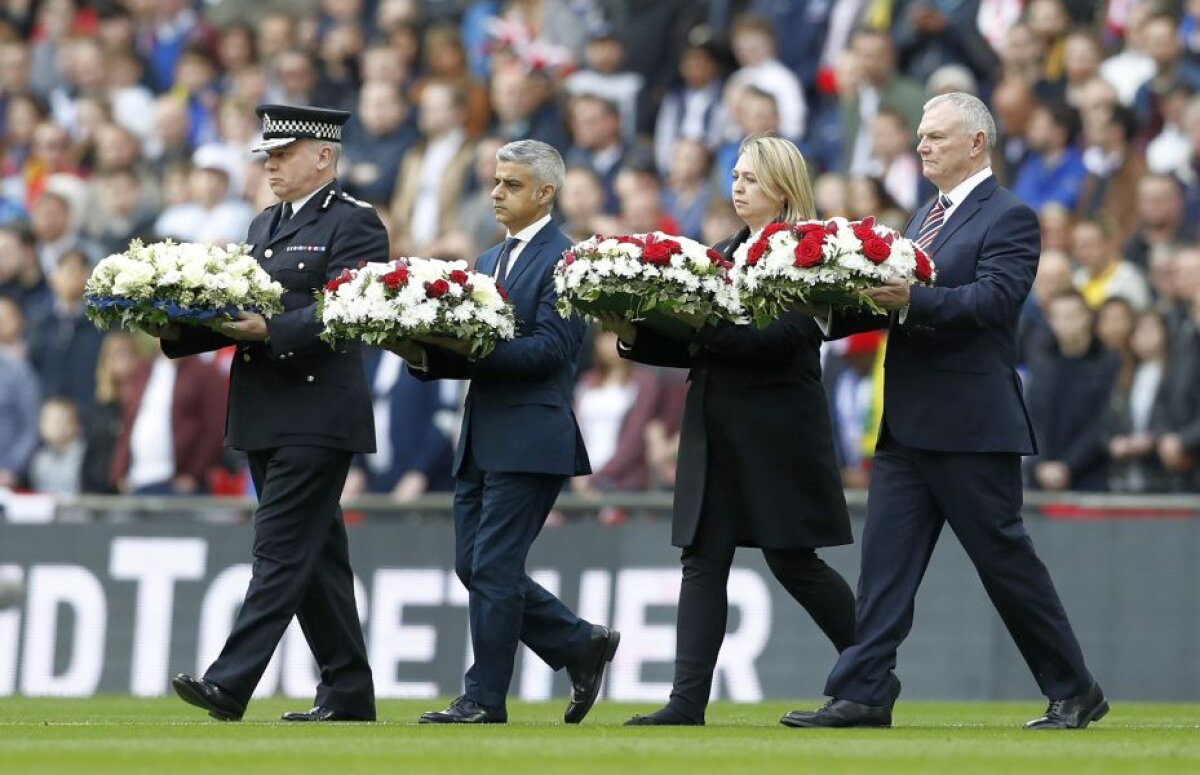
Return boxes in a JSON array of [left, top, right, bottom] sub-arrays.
[[1, 697, 1198, 774]]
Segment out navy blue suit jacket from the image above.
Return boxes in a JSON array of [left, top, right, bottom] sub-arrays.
[[412, 220, 591, 477], [832, 175, 1039, 455]]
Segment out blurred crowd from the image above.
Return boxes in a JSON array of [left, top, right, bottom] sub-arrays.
[[2, 0, 1200, 506]]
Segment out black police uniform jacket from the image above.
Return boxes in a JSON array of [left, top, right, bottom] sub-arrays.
[[162, 180, 387, 453]]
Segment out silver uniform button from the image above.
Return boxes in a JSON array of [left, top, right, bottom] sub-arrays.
[[264, 248, 273, 258], [242, 352, 250, 362], [306, 375, 315, 382], [297, 262, 305, 269]]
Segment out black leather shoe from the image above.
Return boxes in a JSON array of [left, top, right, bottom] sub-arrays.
[[172, 673, 245, 721], [625, 706, 704, 726], [280, 706, 373, 722], [779, 698, 892, 728], [1025, 682, 1109, 730], [419, 696, 507, 724], [564, 625, 621, 724]]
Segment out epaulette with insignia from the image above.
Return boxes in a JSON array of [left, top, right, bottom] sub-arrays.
[[320, 188, 337, 210], [339, 191, 373, 208]]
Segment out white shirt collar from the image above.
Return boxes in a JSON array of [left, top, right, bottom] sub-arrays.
[[507, 213, 552, 243], [286, 180, 334, 217], [940, 166, 993, 218]]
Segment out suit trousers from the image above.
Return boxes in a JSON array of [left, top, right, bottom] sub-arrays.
[[824, 435, 1092, 706], [666, 469, 856, 720], [453, 447, 593, 710], [204, 445, 375, 718]]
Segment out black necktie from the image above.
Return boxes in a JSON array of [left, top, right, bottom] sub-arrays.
[[271, 202, 293, 239], [916, 194, 952, 252], [494, 236, 520, 286]]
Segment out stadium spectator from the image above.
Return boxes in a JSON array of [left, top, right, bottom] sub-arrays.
[[0, 297, 25, 360], [845, 175, 906, 232], [1145, 83, 1194, 175], [1099, 1, 1156, 106], [572, 330, 660, 495], [727, 14, 805, 142], [840, 27, 925, 175], [1075, 104, 1145, 242], [389, 80, 474, 255], [0, 347, 41, 489], [998, 22, 1046, 85], [154, 144, 254, 245], [868, 107, 923, 211], [662, 138, 712, 241], [111, 350, 228, 496], [312, 23, 363, 114], [26, 249, 102, 417], [823, 330, 883, 490], [1123, 173, 1194, 271], [487, 65, 569, 152], [1105, 309, 1174, 493], [713, 85, 780, 198], [135, 0, 218, 94], [565, 93, 630, 215], [1097, 294, 1138, 373], [557, 164, 610, 242], [990, 76, 1036, 185], [28, 396, 84, 495], [1012, 101, 1086, 211], [342, 348, 455, 501], [1133, 12, 1200, 145], [653, 28, 726, 176], [1024, 289, 1121, 492], [891, 0, 1000, 90], [0, 225, 52, 323], [1155, 288, 1200, 491], [564, 29, 643, 142], [416, 22, 490, 135], [146, 95, 193, 166], [1070, 217, 1151, 312], [81, 330, 145, 495]]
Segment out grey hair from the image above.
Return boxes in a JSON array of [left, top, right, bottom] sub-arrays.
[[496, 139, 565, 198], [925, 92, 996, 152]]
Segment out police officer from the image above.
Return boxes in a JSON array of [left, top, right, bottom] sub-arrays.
[[157, 105, 387, 722]]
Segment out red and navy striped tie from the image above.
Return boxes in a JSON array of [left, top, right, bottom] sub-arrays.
[[915, 195, 952, 252]]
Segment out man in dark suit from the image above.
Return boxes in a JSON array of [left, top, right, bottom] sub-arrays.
[[391, 140, 618, 725], [154, 105, 386, 722], [783, 93, 1108, 730]]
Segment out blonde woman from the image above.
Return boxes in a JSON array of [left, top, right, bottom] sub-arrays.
[[601, 135, 855, 725]]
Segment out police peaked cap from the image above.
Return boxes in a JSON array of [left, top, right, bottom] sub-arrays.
[[252, 104, 351, 152]]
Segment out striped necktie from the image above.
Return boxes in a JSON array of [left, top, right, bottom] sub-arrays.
[[916, 195, 952, 252]]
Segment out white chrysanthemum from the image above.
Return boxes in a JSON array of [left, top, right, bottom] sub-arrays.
[[110, 260, 157, 296]]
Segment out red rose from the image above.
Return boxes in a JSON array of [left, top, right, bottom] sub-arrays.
[[862, 238, 892, 264], [852, 221, 875, 241], [706, 248, 724, 264], [746, 238, 767, 266], [795, 221, 825, 237], [761, 222, 790, 240], [563, 251, 576, 265], [914, 248, 934, 283], [643, 241, 673, 265], [794, 237, 824, 267], [382, 267, 409, 290], [324, 268, 354, 293], [449, 269, 469, 285], [425, 279, 451, 298]]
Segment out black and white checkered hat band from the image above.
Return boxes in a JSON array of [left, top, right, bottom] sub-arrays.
[[261, 115, 342, 141]]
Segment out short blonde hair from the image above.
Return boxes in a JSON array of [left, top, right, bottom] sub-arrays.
[[736, 134, 816, 221]]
